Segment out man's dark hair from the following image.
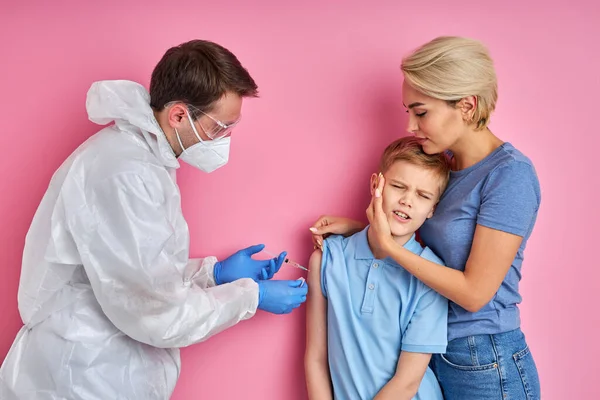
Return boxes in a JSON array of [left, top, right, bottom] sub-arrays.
[[150, 40, 258, 117]]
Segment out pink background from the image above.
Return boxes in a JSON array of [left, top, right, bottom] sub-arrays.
[[1, 1, 598, 399]]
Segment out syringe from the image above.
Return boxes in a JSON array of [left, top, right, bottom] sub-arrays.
[[263, 250, 309, 271]]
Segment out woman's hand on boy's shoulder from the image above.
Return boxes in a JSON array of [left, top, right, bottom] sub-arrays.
[[310, 215, 365, 251]]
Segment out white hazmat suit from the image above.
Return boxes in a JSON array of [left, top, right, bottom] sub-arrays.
[[0, 80, 259, 399]]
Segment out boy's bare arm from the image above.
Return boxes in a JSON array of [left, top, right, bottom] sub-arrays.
[[374, 351, 432, 400], [304, 250, 333, 400]]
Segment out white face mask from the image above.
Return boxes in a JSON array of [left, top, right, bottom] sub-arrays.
[[175, 111, 231, 173]]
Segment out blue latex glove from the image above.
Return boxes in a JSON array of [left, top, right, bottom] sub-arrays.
[[214, 244, 286, 285], [257, 280, 309, 314]]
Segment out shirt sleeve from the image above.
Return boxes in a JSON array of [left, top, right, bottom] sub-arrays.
[[67, 172, 259, 349], [477, 161, 541, 237], [401, 248, 448, 354], [185, 257, 218, 288], [320, 235, 345, 298], [320, 238, 334, 298]]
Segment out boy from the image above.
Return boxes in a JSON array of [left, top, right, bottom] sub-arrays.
[[305, 136, 450, 400]]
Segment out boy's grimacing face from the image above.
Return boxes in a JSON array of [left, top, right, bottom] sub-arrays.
[[371, 160, 441, 242]]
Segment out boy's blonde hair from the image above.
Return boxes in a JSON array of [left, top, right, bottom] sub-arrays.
[[379, 137, 451, 196], [401, 36, 498, 130]]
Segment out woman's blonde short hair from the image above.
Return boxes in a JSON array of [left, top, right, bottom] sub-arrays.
[[401, 36, 498, 130]]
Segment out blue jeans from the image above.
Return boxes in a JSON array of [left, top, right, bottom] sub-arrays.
[[430, 328, 540, 399]]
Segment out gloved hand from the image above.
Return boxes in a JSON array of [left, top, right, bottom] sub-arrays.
[[257, 280, 309, 314], [214, 244, 286, 285]]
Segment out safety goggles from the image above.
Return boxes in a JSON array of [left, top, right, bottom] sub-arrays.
[[188, 106, 241, 141]]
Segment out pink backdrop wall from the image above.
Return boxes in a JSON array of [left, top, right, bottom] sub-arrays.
[[1, 1, 598, 398]]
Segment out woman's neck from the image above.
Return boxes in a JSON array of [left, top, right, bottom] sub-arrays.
[[449, 128, 504, 171]]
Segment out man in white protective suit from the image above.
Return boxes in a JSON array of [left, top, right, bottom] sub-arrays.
[[0, 39, 308, 399]]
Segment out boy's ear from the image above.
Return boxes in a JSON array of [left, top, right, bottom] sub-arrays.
[[426, 203, 437, 219], [369, 173, 379, 195]]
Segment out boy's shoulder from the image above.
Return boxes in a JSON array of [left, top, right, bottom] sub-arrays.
[[319, 231, 366, 273], [323, 231, 360, 255], [418, 246, 445, 266], [324, 232, 353, 245], [310, 233, 357, 298], [310, 233, 351, 266]]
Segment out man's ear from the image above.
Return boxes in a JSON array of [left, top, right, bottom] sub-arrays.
[[370, 173, 379, 196], [167, 103, 189, 129]]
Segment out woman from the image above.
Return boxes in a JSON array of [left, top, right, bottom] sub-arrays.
[[310, 36, 541, 399]]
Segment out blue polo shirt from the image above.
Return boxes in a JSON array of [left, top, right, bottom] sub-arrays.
[[419, 143, 541, 341], [321, 228, 447, 400]]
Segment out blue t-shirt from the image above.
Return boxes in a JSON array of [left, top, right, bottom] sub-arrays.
[[419, 143, 541, 341], [322, 228, 448, 400]]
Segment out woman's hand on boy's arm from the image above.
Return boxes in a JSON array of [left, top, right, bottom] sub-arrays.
[[374, 352, 431, 400], [304, 249, 333, 400], [310, 216, 365, 250]]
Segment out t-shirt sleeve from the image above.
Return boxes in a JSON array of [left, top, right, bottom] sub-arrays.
[[320, 235, 347, 298], [477, 161, 541, 237], [402, 248, 448, 354], [320, 237, 334, 298]]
